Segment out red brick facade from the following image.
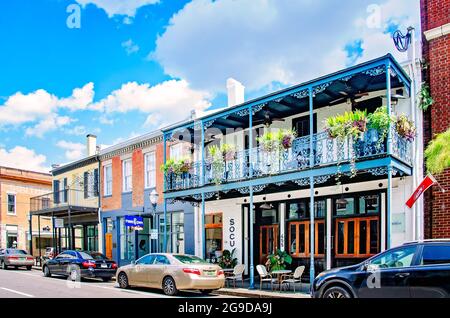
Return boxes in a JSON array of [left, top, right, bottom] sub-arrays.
[[421, 0, 450, 238]]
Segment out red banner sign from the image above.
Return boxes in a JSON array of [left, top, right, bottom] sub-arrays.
[[406, 174, 436, 208]]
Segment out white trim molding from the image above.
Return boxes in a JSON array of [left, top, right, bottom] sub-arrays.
[[424, 23, 450, 41]]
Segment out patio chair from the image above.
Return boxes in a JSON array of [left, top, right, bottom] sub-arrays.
[[225, 264, 245, 288], [281, 266, 305, 292], [256, 264, 277, 290]]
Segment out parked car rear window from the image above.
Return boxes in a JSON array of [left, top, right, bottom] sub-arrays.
[[421, 245, 450, 265], [78, 252, 94, 260], [174, 255, 208, 264], [88, 252, 107, 260], [7, 249, 27, 255]]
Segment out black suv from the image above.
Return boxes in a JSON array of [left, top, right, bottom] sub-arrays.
[[312, 240, 450, 298]]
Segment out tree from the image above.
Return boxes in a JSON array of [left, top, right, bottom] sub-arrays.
[[425, 128, 450, 174]]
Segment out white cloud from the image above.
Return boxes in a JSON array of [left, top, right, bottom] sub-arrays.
[[122, 39, 140, 55], [75, 0, 159, 18], [56, 140, 85, 161], [152, 0, 420, 93], [25, 114, 74, 138], [92, 79, 211, 128], [0, 146, 49, 173], [0, 83, 94, 128]]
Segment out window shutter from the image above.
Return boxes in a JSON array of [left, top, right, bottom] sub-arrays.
[[53, 180, 60, 204], [84, 172, 89, 199], [94, 168, 99, 197], [63, 178, 68, 203]]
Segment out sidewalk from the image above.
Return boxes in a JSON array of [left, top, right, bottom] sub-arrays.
[[214, 280, 311, 298]]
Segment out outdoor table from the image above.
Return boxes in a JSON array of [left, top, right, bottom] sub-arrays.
[[271, 269, 292, 291]]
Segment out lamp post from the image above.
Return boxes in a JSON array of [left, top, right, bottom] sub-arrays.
[[28, 213, 33, 255], [149, 190, 159, 252]]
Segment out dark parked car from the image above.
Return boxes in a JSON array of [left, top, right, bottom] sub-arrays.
[[43, 250, 117, 282], [312, 240, 450, 298]]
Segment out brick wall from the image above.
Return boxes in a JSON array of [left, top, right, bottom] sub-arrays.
[[101, 156, 122, 211], [421, 0, 450, 238], [132, 149, 144, 207]]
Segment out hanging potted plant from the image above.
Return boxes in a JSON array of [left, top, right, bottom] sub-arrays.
[[160, 159, 175, 189], [277, 129, 297, 150], [367, 106, 396, 149], [257, 131, 278, 152], [395, 114, 416, 142], [220, 143, 236, 180]]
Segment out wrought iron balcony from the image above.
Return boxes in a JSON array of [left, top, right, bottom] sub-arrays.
[[30, 189, 98, 213], [164, 128, 412, 192]]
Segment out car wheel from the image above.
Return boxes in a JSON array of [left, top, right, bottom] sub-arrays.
[[200, 289, 214, 295], [26, 266, 32, 271], [322, 286, 352, 299], [1, 261, 8, 270], [117, 272, 129, 289], [69, 265, 80, 281], [43, 265, 51, 277], [162, 276, 178, 296], [101, 277, 111, 282]]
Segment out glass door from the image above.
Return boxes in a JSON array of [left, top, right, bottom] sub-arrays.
[[259, 225, 278, 265]]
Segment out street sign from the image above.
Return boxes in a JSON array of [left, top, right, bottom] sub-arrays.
[[54, 218, 64, 228], [124, 215, 144, 231], [150, 229, 158, 240]]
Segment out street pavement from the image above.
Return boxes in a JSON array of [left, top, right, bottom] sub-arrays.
[[0, 268, 238, 298]]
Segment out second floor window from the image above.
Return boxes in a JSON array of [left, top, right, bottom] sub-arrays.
[[104, 164, 112, 196], [170, 143, 184, 161], [145, 152, 156, 188], [122, 159, 132, 192], [7, 194, 16, 215]]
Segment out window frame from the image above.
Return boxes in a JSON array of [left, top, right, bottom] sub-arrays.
[[287, 220, 325, 258], [104, 164, 113, 196], [7, 193, 16, 215], [144, 151, 156, 189], [122, 159, 132, 192]]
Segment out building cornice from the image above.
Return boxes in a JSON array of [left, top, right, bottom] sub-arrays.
[[0, 174, 52, 186], [424, 23, 450, 41], [99, 135, 163, 160], [52, 156, 99, 176]]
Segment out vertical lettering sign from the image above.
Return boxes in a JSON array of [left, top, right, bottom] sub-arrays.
[[228, 218, 236, 248]]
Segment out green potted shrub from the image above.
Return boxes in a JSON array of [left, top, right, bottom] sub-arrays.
[[265, 249, 292, 272], [257, 131, 278, 152], [367, 106, 396, 148], [395, 114, 416, 142], [160, 159, 176, 189], [218, 248, 238, 269]]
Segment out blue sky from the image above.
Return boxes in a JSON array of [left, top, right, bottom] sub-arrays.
[[0, 0, 420, 172]]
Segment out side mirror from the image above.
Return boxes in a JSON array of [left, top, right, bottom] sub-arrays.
[[365, 263, 379, 272], [131, 261, 136, 265]]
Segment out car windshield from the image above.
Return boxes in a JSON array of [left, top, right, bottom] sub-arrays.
[[78, 252, 94, 260], [174, 255, 208, 264], [7, 249, 27, 255], [88, 252, 107, 260]]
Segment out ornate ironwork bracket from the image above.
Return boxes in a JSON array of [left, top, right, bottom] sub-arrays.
[[363, 65, 386, 77]]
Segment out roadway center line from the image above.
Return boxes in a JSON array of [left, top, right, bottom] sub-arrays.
[[0, 287, 35, 298]]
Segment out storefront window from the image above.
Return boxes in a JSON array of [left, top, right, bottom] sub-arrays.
[[335, 216, 379, 258], [287, 199, 326, 220], [86, 225, 98, 252], [335, 198, 355, 216], [359, 195, 380, 214], [6, 225, 18, 248], [288, 221, 324, 257], [120, 218, 135, 261], [205, 213, 222, 263], [137, 217, 152, 259], [171, 212, 184, 254]]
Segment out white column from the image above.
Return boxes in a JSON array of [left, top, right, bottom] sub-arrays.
[[279, 203, 286, 252], [381, 192, 386, 251], [326, 198, 332, 270], [243, 205, 249, 275], [194, 206, 200, 257]]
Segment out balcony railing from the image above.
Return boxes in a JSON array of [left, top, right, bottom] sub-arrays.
[[165, 129, 412, 192], [30, 189, 98, 213]]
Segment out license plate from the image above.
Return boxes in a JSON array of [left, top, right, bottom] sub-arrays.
[[101, 264, 108, 268], [204, 271, 216, 277], [20, 258, 26, 261]]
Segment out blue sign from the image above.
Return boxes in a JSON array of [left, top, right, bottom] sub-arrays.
[[124, 215, 144, 230]]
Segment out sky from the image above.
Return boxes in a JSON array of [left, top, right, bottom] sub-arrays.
[[0, 0, 420, 172]]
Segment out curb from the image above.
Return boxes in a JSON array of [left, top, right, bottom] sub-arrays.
[[213, 289, 311, 298]]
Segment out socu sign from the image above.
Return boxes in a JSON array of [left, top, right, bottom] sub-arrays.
[[125, 215, 144, 231]]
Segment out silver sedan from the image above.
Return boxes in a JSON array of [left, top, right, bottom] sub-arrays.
[[0, 248, 34, 270]]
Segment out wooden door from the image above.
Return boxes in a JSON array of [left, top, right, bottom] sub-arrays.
[[105, 233, 112, 260], [259, 225, 278, 264]]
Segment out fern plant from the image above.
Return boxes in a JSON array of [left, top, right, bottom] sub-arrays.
[[418, 83, 433, 111], [425, 128, 450, 174]]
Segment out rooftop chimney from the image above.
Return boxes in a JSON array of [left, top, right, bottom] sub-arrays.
[[86, 134, 97, 157], [227, 78, 245, 107]]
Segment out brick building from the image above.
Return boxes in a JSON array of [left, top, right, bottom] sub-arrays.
[[0, 166, 52, 255], [99, 130, 195, 266], [421, 0, 450, 238]]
